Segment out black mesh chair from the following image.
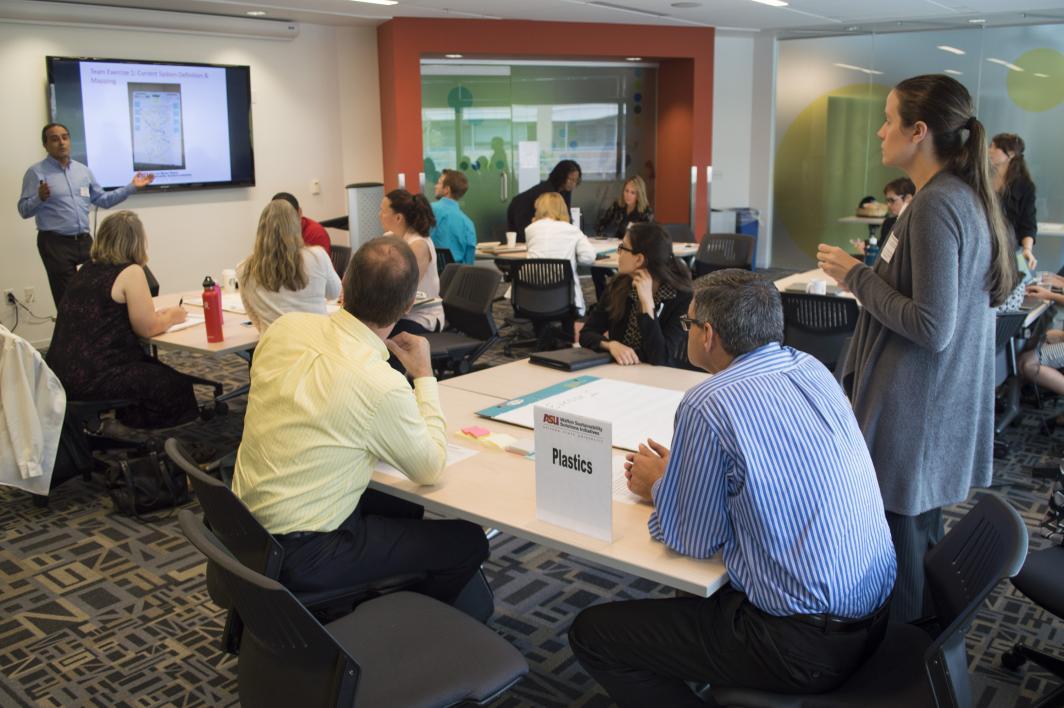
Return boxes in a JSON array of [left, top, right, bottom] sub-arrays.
[[780, 293, 860, 372], [508, 258, 577, 352], [712, 494, 1028, 708], [436, 247, 455, 276], [439, 262, 462, 299], [994, 311, 1030, 438], [165, 439, 423, 655], [694, 234, 755, 277], [178, 510, 528, 708], [1001, 546, 1064, 707], [660, 223, 695, 243], [425, 266, 501, 378], [330, 245, 352, 279]]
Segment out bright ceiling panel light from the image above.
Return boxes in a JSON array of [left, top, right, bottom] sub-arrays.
[[246, 10, 266, 15], [444, 54, 463, 58], [347, 0, 398, 5], [937, 45, 965, 55], [833, 62, 884, 76], [987, 57, 1024, 72], [749, 0, 789, 6], [944, 69, 963, 75]]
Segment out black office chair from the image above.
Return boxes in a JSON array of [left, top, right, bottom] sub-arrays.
[[712, 494, 1028, 708], [425, 266, 501, 378], [165, 439, 423, 655], [780, 293, 860, 372], [436, 247, 455, 276], [507, 258, 577, 352], [1000, 471, 1064, 707], [178, 510, 528, 708], [331, 245, 352, 279], [660, 223, 695, 243], [694, 234, 755, 277], [439, 262, 462, 299], [994, 312, 1030, 456]]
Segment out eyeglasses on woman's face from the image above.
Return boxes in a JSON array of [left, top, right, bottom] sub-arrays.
[[617, 243, 634, 254]]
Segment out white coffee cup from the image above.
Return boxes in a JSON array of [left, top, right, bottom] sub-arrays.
[[805, 279, 828, 295], [505, 231, 517, 248], [222, 268, 238, 292]]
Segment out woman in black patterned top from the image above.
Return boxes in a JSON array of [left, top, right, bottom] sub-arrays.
[[990, 132, 1038, 271], [580, 223, 692, 367], [596, 176, 654, 238], [46, 211, 198, 428]]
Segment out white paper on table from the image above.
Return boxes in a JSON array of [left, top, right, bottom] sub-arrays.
[[374, 442, 478, 480], [492, 378, 683, 452], [186, 293, 246, 314], [165, 314, 205, 333], [611, 454, 646, 505]]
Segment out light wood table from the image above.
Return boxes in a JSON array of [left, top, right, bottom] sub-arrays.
[[773, 268, 855, 300], [477, 239, 697, 269], [150, 292, 259, 355], [368, 385, 727, 596], [440, 357, 706, 401]]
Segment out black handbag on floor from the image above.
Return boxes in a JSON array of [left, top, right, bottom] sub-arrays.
[[106, 450, 190, 518]]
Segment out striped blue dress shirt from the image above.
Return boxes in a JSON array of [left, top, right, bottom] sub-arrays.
[[18, 157, 135, 235], [649, 343, 896, 618]]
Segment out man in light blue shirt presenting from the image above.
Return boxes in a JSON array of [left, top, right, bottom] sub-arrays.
[[430, 169, 476, 264], [18, 123, 154, 306], [569, 270, 897, 706]]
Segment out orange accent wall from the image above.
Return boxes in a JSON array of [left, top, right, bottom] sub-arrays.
[[377, 18, 714, 237]]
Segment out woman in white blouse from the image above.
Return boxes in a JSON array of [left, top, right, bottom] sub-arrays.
[[238, 199, 341, 331], [524, 191, 598, 317]]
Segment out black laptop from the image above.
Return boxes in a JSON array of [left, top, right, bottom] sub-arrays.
[[529, 348, 612, 371]]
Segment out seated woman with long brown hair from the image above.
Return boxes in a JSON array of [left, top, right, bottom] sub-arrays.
[[579, 223, 692, 367], [45, 210, 198, 428]]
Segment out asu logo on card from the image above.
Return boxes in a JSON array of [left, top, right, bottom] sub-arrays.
[[542, 413, 559, 425]]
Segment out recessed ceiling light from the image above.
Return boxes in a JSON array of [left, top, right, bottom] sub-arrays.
[[670, 1, 701, 6], [846, 26, 859, 31], [987, 57, 1023, 72], [749, 0, 788, 5], [944, 69, 963, 76], [833, 62, 883, 76], [1034, 72, 1050, 78], [444, 54, 463, 59], [968, 18, 987, 24], [347, 0, 398, 5], [246, 10, 266, 15], [937, 45, 965, 55], [626, 57, 643, 61]]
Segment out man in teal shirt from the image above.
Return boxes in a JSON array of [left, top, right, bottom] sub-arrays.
[[430, 169, 477, 264]]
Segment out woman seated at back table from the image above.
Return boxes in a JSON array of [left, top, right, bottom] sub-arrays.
[[238, 199, 341, 332], [525, 192, 598, 333], [596, 175, 654, 239], [45, 210, 198, 428], [379, 188, 445, 335], [579, 223, 692, 367]]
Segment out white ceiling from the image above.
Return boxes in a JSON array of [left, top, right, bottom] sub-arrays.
[[41, 0, 1064, 34]]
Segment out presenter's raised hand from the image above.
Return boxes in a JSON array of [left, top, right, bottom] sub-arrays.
[[38, 180, 50, 201], [816, 244, 862, 285], [387, 332, 433, 379], [624, 438, 669, 501], [132, 172, 155, 189]]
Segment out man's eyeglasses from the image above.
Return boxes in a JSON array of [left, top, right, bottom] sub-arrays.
[[679, 315, 707, 332], [885, 195, 903, 204]]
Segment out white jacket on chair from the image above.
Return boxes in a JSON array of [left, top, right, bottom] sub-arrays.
[[524, 218, 598, 315], [1, 325, 65, 495]]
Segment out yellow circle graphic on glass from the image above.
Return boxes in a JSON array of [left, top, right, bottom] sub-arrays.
[[1008, 48, 1064, 112]]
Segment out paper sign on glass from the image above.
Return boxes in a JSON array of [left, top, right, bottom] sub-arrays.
[[534, 405, 613, 542]]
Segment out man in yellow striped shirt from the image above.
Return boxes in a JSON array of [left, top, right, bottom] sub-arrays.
[[233, 236, 488, 606]]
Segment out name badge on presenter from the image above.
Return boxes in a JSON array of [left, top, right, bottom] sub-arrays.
[[533, 405, 613, 542]]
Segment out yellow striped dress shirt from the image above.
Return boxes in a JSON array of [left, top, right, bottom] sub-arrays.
[[232, 309, 447, 535]]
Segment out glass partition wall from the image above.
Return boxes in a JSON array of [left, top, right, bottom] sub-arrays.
[[774, 25, 1064, 269], [422, 61, 657, 242]]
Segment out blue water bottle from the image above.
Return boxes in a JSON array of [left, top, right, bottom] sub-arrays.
[[864, 236, 880, 266]]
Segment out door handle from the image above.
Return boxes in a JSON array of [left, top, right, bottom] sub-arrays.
[[500, 171, 509, 202]]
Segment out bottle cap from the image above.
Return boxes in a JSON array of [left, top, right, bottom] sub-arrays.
[[203, 275, 216, 289]]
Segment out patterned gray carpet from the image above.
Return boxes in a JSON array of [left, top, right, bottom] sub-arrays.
[[2, 274, 1062, 707]]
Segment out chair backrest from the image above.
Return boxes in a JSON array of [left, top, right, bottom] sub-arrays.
[[436, 247, 455, 275], [780, 293, 860, 371], [509, 258, 576, 321], [330, 245, 352, 279], [178, 510, 361, 707], [694, 234, 755, 276], [439, 262, 462, 299], [165, 439, 285, 580], [923, 495, 1028, 708], [659, 223, 694, 243], [443, 266, 501, 342], [994, 312, 1026, 353]]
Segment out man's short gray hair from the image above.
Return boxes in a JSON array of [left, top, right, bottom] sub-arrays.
[[692, 269, 784, 356]]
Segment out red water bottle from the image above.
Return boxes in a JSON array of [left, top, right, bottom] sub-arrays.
[[202, 275, 224, 343]]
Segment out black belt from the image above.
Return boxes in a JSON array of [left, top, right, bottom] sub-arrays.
[[792, 601, 889, 633], [40, 230, 90, 239], [278, 530, 320, 541]]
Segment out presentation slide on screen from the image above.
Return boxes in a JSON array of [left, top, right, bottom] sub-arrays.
[[78, 61, 232, 187]]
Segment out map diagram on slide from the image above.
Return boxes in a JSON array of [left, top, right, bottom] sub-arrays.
[[128, 83, 186, 171]]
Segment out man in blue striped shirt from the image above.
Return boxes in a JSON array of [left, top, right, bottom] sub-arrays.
[[569, 270, 896, 706]]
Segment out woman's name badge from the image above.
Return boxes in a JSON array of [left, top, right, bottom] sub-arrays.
[[881, 232, 899, 264]]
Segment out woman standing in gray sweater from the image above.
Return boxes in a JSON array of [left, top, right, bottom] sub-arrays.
[[817, 75, 1016, 622]]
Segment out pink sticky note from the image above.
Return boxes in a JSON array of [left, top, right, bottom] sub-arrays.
[[461, 426, 492, 438]]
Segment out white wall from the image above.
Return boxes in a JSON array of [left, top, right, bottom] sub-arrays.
[[0, 16, 382, 346], [711, 32, 776, 267]]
